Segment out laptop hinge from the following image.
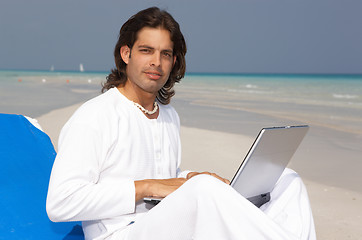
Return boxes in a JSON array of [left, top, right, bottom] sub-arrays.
[[247, 192, 271, 208]]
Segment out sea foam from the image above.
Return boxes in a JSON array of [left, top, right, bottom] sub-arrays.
[[332, 94, 359, 99]]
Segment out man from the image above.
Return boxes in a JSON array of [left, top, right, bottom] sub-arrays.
[[47, 7, 316, 240]]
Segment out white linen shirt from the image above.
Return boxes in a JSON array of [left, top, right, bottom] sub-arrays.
[[46, 88, 188, 240]]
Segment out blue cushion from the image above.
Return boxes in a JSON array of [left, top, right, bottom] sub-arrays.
[[0, 114, 84, 239]]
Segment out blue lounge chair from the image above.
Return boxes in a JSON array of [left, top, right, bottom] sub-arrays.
[[0, 113, 84, 239]]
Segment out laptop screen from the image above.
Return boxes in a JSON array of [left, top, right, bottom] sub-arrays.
[[230, 125, 309, 199]]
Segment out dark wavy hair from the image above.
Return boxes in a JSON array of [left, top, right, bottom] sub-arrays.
[[102, 7, 187, 105]]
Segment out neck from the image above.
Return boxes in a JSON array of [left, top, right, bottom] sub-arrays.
[[117, 82, 159, 119], [117, 83, 156, 110]]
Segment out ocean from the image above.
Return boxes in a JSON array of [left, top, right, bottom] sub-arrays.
[[1, 70, 362, 135], [175, 73, 362, 135], [0, 70, 105, 117]]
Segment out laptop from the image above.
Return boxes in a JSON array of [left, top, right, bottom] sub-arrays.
[[144, 125, 309, 208]]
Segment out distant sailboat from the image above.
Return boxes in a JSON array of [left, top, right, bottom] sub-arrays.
[[79, 63, 85, 72], [50, 65, 55, 71]]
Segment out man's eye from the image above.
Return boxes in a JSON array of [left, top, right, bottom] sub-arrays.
[[140, 49, 150, 53], [163, 52, 172, 58]]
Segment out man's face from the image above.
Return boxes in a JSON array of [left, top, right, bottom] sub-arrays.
[[121, 27, 176, 96]]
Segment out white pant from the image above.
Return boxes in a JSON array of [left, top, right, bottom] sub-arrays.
[[116, 169, 316, 240]]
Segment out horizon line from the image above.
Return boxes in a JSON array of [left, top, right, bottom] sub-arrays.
[[1, 68, 362, 77]]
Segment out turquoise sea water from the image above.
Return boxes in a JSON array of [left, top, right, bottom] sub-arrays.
[[0, 70, 106, 117], [181, 73, 362, 108], [177, 73, 362, 135], [1, 70, 362, 134]]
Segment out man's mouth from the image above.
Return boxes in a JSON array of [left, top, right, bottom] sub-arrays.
[[145, 71, 162, 80]]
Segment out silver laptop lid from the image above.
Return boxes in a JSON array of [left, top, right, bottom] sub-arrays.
[[230, 125, 309, 199]]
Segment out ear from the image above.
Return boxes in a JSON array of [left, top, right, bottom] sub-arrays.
[[172, 55, 176, 67], [120, 45, 131, 64]]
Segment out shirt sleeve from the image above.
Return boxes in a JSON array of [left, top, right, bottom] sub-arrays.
[[46, 121, 136, 222]]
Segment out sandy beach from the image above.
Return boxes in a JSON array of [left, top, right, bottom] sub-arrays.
[[2, 71, 362, 239], [36, 100, 362, 240]]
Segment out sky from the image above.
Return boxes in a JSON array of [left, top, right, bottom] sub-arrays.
[[0, 0, 361, 74]]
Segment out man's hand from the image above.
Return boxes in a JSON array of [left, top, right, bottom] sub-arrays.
[[186, 171, 230, 184], [135, 178, 187, 202], [134, 172, 229, 202]]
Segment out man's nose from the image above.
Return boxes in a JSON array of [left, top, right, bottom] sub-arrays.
[[150, 53, 161, 67]]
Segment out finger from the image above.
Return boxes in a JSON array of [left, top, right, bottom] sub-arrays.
[[187, 172, 229, 184], [210, 173, 218, 178], [209, 173, 230, 184], [187, 172, 203, 179]]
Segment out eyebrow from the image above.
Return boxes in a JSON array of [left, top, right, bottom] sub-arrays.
[[138, 45, 153, 50], [138, 45, 173, 53]]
